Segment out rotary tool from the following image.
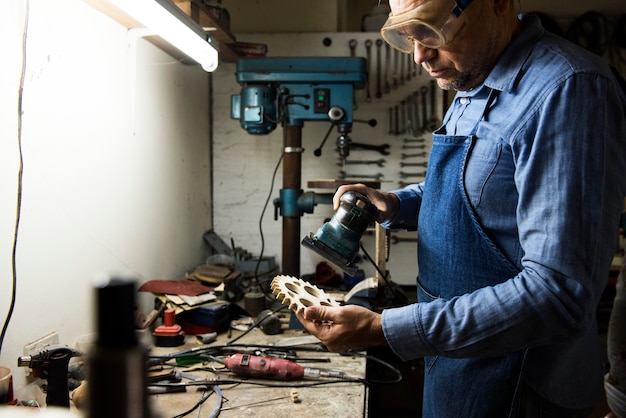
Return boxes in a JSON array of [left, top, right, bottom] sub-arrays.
[[224, 353, 345, 381], [302, 191, 378, 276]]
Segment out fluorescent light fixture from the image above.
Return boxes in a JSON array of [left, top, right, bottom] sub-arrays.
[[108, 0, 219, 72]]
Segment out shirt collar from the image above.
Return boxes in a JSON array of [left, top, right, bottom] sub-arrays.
[[483, 14, 544, 93]]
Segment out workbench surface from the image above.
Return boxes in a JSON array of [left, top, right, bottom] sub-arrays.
[[148, 328, 368, 417]]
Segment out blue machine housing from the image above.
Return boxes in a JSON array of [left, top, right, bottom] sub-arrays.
[[231, 57, 367, 135]]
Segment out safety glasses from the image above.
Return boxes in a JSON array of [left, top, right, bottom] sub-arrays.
[[380, 0, 473, 52]]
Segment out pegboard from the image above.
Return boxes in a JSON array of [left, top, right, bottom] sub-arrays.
[[212, 33, 444, 284]]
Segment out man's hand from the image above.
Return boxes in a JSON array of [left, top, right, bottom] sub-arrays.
[[295, 304, 387, 352], [334, 184, 399, 224]]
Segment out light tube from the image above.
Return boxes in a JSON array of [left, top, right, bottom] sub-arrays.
[[109, 0, 219, 72]]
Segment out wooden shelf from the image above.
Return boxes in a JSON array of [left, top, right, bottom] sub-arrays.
[[84, 0, 241, 66], [174, 0, 241, 63]]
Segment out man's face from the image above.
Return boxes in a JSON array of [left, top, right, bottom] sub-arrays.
[[389, 0, 502, 91]]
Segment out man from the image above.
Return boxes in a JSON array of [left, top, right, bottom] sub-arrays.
[[295, 0, 626, 416]]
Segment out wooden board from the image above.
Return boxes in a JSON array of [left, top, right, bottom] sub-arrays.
[[307, 178, 382, 190]]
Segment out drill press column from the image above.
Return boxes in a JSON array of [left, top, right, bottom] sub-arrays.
[[283, 126, 302, 277]]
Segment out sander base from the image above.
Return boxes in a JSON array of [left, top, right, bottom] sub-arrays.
[[301, 234, 358, 277]]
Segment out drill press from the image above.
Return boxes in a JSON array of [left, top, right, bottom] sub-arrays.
[[231, 57, 367, 277]]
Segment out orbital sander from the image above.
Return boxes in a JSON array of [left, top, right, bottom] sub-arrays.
[[302, 191, 378, 276]]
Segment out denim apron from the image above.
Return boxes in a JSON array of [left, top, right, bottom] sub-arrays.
[[417, 90, 526, 417]]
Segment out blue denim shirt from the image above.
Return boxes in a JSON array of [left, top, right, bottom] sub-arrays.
[[380, 15, 626, 408]]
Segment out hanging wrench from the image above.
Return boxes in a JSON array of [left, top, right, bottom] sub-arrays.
[[399, 48, 405, 86], [340, 158, 386, 167], [402, 144, 426, 149], [393, 105, 399, 135], [420, 85, 429, 131], [375, 39, 383, 99], [401, 152, 427, 159], [349, 39, 358, 109], [392, 48, 399, 90], [426, 80, 441, 130], [365, 40, 373, 103], [384, 43, 391, 94], [400, 100, 406, 134], [400, 171, 426, 178], [400, 161, 428, 167], [351, 142, 391, 155], [406, 54, 412, 81]]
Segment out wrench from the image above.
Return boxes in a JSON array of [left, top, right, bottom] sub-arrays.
[[420, 85, 429, 131], [426, 80, 441, 130], [384, 43, 391, 94], [340, 158, 386, 167], [349, 39, 358, 109], [375, 39, 383, 99], [399, 48, 405, 85], [338, 171, 384, 180], [393, 105, 399, 136], [400, 100, 406, 134], [400, 171, 426, 178], [401, 152, 427, 159], [405, 97, 414, 135], [392, 48, 399, 90], [351, 142, 391, 155], [406, 53, 412, 81], [402, 144, 426, 149], [411, 91, 420, 134], [365, 40, 373, 102], [400, 161, 428, 167]]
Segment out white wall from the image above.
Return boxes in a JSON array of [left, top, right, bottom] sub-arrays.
[[0, 0, 212, 400]]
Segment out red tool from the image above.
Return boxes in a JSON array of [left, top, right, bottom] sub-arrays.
[[224, 353, 345, 381], [153, 309, 185, 347]]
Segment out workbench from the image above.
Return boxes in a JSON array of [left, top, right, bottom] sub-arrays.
[[148, 328, 368, 417]]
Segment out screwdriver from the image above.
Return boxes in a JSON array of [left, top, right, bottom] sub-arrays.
[[224, 353, 345, 381]]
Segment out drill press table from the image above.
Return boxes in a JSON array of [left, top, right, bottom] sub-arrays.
[[148, 329, 368, 417]]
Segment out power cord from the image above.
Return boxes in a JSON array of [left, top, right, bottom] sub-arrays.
[[171, 385, 221, 418], [0, 0, 29, 358], [252, 151, 284, 296], [359, 242, 409, 307]]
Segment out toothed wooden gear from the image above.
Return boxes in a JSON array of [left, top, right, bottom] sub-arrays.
[[270, 275, 339, 315]]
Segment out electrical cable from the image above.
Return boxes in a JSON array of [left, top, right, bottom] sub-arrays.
[[170, 385, 222, 418], [252, 151, 284, 297], [208, 385, 222, 418], [359, 242, 408, 306], [0, 0, 29, 358], [225, 305, 288, 345]]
